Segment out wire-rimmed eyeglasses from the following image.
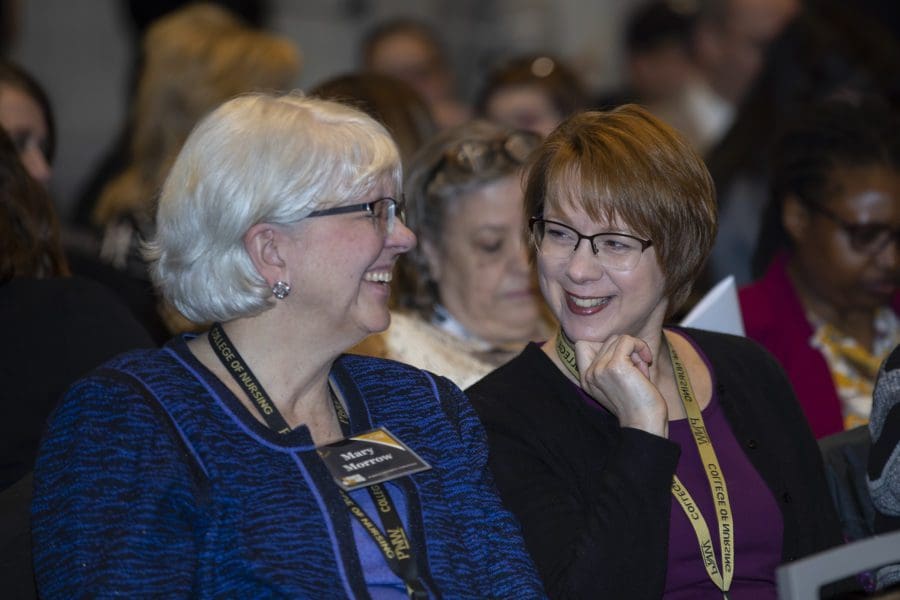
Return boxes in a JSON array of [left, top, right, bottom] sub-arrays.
[[529, 216, 653, 271], [307, 197, 405, 235], [804, 202, 900, 255]]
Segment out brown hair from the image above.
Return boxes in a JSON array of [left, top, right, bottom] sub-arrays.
[[524, 104, 717, 315], [93, 3, 301, 227], [0, 128, 68, 282]]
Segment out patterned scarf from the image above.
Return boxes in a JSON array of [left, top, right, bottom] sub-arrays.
[[809, 308, 900, 429]]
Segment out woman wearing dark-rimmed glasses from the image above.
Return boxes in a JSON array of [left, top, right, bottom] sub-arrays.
[[31, 93, 544, 597], [355, 120, 553, 388], [741, 98, 900, 439], [467, 105, 843, 598]]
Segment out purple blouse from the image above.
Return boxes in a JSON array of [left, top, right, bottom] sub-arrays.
[[665, 336, 783, 599]]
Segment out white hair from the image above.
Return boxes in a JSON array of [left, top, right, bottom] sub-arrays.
[[144, 92, 402, 323]]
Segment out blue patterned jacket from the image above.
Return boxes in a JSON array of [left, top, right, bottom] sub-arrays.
[[32, 335, 544, 598]]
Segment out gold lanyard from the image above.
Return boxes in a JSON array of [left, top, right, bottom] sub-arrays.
[[668, 341, 733, 598], [555, 328, 580, 380], [555, 329, 734, 597]]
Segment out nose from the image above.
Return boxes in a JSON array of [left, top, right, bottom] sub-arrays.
[[21, 146, 51, 185], [564, 237, 606, 283], [387, 219, 417, 254]]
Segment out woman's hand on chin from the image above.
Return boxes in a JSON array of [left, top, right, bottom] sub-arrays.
[[575, 335, 669, 438]]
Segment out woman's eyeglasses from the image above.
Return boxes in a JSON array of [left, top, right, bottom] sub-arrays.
[[804, 202, 900, 255], [307, 197, 405, 235], [530, 216, 653, 271]]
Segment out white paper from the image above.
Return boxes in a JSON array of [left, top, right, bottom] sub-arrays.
[[679, 275, 745, 336]]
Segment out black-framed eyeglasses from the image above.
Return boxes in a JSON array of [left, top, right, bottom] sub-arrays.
[[804, 202, 900, 255], [425, 130, 542, 190], [529, 216, 653, 271], [307, 197, 405, 235]]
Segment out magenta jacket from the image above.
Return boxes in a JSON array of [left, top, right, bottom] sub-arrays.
[[739, 252, 900, 438]]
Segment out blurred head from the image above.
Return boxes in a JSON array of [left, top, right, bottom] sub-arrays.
[[0, 61, 54, 186], [146, 92, 405, 327], [624, 0, 698, 104], [693, 0, 799, 105], [524, 105, 717, 335], [94, 2, 301, 226], [768, 99, 900, 314], [0, 128, 67, 283], [402, 120, 544, 344], [309, 72, 437, 166], [475, 55, 588, 138], [362, 19, 453, 108]]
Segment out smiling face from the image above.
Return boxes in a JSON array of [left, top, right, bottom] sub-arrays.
[[537, 200, 669, 343], [283, 182, 416, 344], [0, 84, 51, 185], [422, 174, 542, 344], [787, 164, 900, 317]]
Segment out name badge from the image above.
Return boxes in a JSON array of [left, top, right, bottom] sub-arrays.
[[317, 427, 431, 491]]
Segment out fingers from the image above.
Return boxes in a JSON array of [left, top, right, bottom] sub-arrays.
[[575, 335, 653, 381], [571, 334, 668, 436], [574, 339, 603, 377], [631, 351, 650, 379]]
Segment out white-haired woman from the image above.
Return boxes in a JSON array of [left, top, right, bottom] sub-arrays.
[[30, 93, 544, 598]]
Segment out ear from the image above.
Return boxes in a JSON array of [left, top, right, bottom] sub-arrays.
[[420, 238, 443, 284], [782, 194, 810, 244], [243, 223, 287, 287]]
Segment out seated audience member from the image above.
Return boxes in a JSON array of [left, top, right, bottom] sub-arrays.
[[0, 128, 153, 597], [31, 93, 543, 597], [869, 343, 900, 590], [70, 0, 271, 227], [467, 105, 843, 598], [361, 18, 470, 129], [0, 60, 175, 343], [309, 71, 437, 167], [475, 54, 588, 138], [690, 0, 799, 154], [600, 1, 709, 152], [741, 99, 900, 438], [0, 128, 154, 492], [355, 120, 552, 388], [0, 60, 53, 186], [88, 2, 300, 335], [703, 2, 900, 288]]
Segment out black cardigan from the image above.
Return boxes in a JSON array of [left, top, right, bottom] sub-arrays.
[[467, 327, 844, 599]]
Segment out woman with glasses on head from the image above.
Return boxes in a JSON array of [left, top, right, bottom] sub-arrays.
[[742, 98, 900, 439], [467, 105, 844, 598], [30, 93, 544, 598], [356, 120, 552, 389]]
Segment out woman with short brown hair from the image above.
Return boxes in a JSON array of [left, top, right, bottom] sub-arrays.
[[469, 104, 843, 598]]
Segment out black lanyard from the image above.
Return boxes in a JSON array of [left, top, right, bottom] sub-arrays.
[[207, 323, 427, 598]]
